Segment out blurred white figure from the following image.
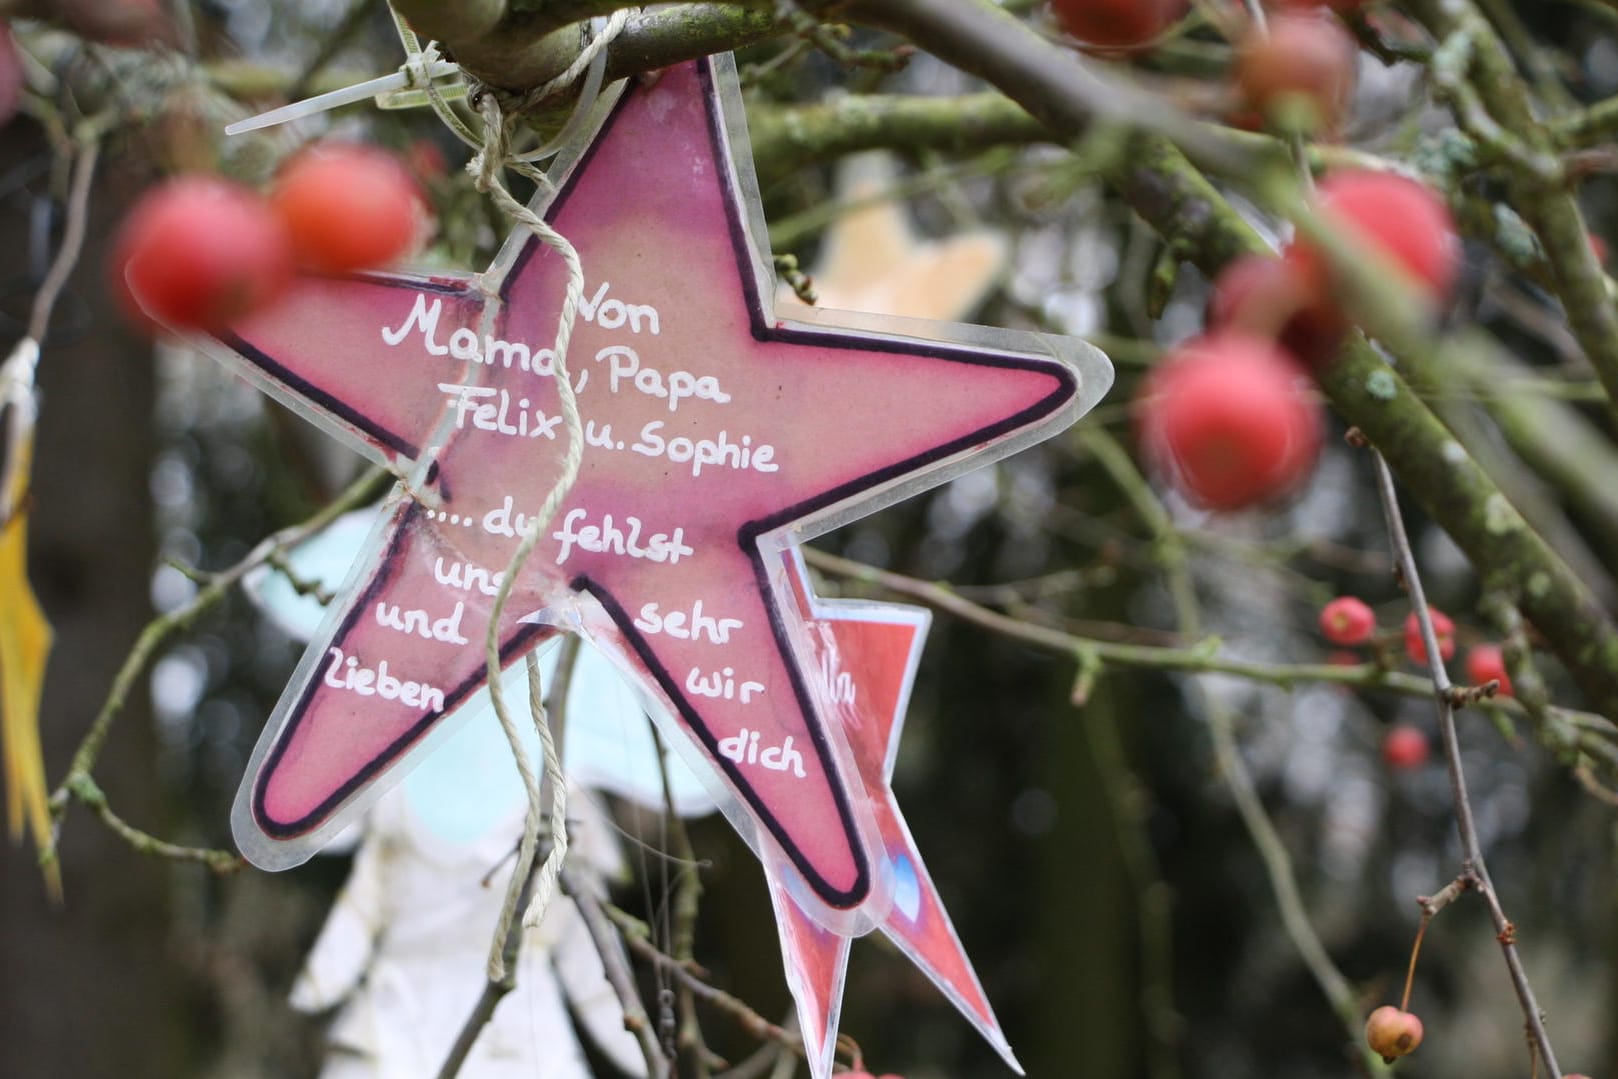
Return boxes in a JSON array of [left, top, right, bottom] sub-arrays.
[[290, 756, 644, 1079]]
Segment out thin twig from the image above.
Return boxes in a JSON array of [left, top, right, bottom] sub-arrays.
[[45, 467, 392, 831], [65, 772, 243, 873], [1401, 876, 1473, 1012], [435, 844, 545, 1079], [652, 724, 709, 1075], [437, 640, 582, 1079], [800, 548, 1609, 738], [605, 903, 808, 1062], [1369, 451, 1562, 1076], [561, 864, 671, 1078], [27, 135, 99, 344], [1082, 431, 1374, 1063]]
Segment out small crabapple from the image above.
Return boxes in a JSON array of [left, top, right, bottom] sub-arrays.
[[1319, 596, 1376, 646], [1049, 0, 1188, 49], [113, 176, 293, 334], [1206, 253, 1347, 366], [270, 143, 424, 274], [1286, 170, 1460, 312], [1381, 725, 1429, 770], [1403, 608, 1456, 665], [1465, 644, 1514, 697], [1236, 11, 1358, 133], [1364, 1005, 1423, 1063], [1136, 332, 1322, 511]]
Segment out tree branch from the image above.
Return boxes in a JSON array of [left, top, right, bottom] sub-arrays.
[[1368, 451, 1562, 1076], [1407, 0, 1618, 426]]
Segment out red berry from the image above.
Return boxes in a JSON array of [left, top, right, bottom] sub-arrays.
[[1236, 12, 1357, 133], [0, 23, 22, 129], [1589, 232, 1609, 265], [270, 143, 424, 274], [1464, 644, 1513, 697], [1364, 1005, 1423, 1063], [1286, 170, 1460, 311], [1319, 596, 1375, 645], [1050, 0, 1188, 49], [113, 176, 293, 334], [1381, 725, 1429, 770], [1403, 608, 1456, 665], [1206, 253, 1347, 365], [1136, 332, 1322, 511]]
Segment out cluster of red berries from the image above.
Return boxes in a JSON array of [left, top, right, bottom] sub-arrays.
[[1318, 596, 1517, 769], [1050, 0, 1366, 119], [113, 143, 426, 334], [1052, 1, 1460, 513], [1319, 596, 1514, 691], [1137, 166, 1457, 511]]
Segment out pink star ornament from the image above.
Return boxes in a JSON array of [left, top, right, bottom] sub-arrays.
[[765, 549, 1019, 1077], [180, 56, 1108, 936]]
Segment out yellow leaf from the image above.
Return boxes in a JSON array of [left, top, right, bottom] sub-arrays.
[[0, 434, 58, 898]]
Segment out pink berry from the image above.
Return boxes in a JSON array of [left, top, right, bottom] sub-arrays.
[[1235, 11, 1358, 133], [1206, 253, 1347, 367], [1403, 608, 1455, 665], [1050, 0, 1187, 49], [1135, 332, 1322, 511], [1286, 170, 1460, 312], [1381, 725, 1429, 770], [1465, 644, 1514, 697], [1319, 596, 1375, 645]]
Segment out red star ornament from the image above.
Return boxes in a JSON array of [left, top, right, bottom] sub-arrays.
[[185, 56, 1109, 929], [764, 549, 1018, 1078]]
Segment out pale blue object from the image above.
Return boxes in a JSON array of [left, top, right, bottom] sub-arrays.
[[245, 507, 718, 845], [890, 852, 921, 922]]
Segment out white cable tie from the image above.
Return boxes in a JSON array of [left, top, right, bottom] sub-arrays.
[[224, 56, 461, 136]]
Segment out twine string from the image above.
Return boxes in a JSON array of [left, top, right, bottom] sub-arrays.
[[393, 0, 633, 980]]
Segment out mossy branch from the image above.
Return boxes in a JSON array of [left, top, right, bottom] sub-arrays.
[[1407, 0, 1618, 427]]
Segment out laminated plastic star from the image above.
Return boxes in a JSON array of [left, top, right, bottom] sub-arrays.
[[206, 55, 1109, 935], [766, 549, 1018, 1075]]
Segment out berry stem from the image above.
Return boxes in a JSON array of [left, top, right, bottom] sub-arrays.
[[1368, 450, 1563, 1077], [1398, 915, 1427, 1014]]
